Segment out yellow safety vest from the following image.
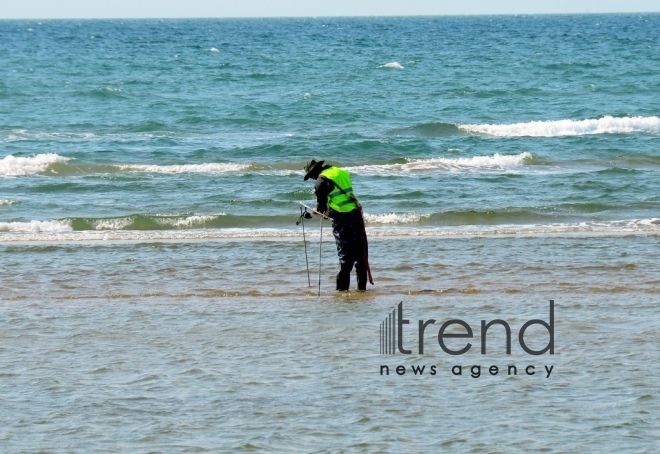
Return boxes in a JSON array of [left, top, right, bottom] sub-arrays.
[[320, 167, 359, 212]]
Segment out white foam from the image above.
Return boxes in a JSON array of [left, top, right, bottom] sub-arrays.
[[117, 163, 250, 174], [0, 219, 73, 233], [635, 218, 660, 226], [0, 153, 72, 177], [459, 116, 660, 137], [363, 212, 430, 224], [407, 153, 532, 170], [85, 214, 226, 231], [382, 62, 405, 70], [349, 152, 532, 175], [0, 199, 17, 206], [159, 215, 220, 229], [0, 218, 657, 243], [209, 47, 220, 53], [92, 218, 134, 231]]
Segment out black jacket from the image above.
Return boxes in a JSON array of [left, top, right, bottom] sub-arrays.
[[313, 166, 335, 213]]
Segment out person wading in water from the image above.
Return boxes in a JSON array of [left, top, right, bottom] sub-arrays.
[[303, 159, 373, 291]]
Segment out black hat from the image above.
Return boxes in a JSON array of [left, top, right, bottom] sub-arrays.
[[303, 159, 325, 180]]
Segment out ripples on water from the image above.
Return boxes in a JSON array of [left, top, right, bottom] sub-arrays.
[[1, 235, 658, 451]]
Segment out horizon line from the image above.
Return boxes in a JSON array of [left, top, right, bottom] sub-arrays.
[[0, 11, 658, 21]]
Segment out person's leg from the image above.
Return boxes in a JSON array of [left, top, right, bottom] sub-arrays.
[[333, 211, 364, 291], [336, 260, 354, 291], [332, 218, 353, 291], [355, 259, 367, 290], [350, 210, 368, 290]]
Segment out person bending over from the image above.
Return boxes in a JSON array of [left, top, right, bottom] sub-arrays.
[[303, 159, 373, 291]]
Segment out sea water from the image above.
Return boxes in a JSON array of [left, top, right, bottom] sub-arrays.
[[0, 15, 658, 451]]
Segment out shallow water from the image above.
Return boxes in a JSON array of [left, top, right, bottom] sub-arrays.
[[1, 234, 658, 451], [1, 295, 657, 452]]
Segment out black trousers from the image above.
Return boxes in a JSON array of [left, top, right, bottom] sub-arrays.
[[330, 209, 368, 291]]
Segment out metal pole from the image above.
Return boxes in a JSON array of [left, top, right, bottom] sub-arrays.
[[301, 209, 311, 287], [318, 215, 323, 297]]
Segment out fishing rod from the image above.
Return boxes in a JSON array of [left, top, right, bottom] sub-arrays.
[[295, 203, 323, 295], [318, 213, 323, 297], [298, 202, 334, 222], [295, 205, 312, 287]]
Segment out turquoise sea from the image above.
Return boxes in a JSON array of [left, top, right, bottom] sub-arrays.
[[1, 15, 658, 451]]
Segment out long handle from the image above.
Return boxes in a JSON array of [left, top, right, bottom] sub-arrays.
[[301, 208, 311, 287], [299, 201, 334, 222], [318, 215, 323, 296]]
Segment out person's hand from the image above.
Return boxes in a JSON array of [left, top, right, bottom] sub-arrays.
[[313, 207, 328, 218]]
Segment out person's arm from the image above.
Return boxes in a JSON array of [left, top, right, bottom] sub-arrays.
[[314, 177, 334, 213]]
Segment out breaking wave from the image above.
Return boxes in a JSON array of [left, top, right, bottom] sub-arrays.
[[1, 152, 536, 178], [349, 153, 533, 175], [0, 154, 72, 177], [391, 116, 660, 138], [1, 218, 657, 243], [363, 212, 431, 224], [0, 154, 253, 177], [68, 214, 229, 231], [382, 62, 405, 70], [0, 219, 74, 233], [117, 163, 251, 174], [458, 116, 660, 137]]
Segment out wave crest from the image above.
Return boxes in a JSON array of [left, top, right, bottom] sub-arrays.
[[0, 219, 73, 233], [0, 154, 72, 177], [349, 152, 532, 175], [117, 163, 250, 174], [459, 116, 660, 137], [363, 212, 430, 224], [382, 62, 404, 70], [1, 218, 658, 243]]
